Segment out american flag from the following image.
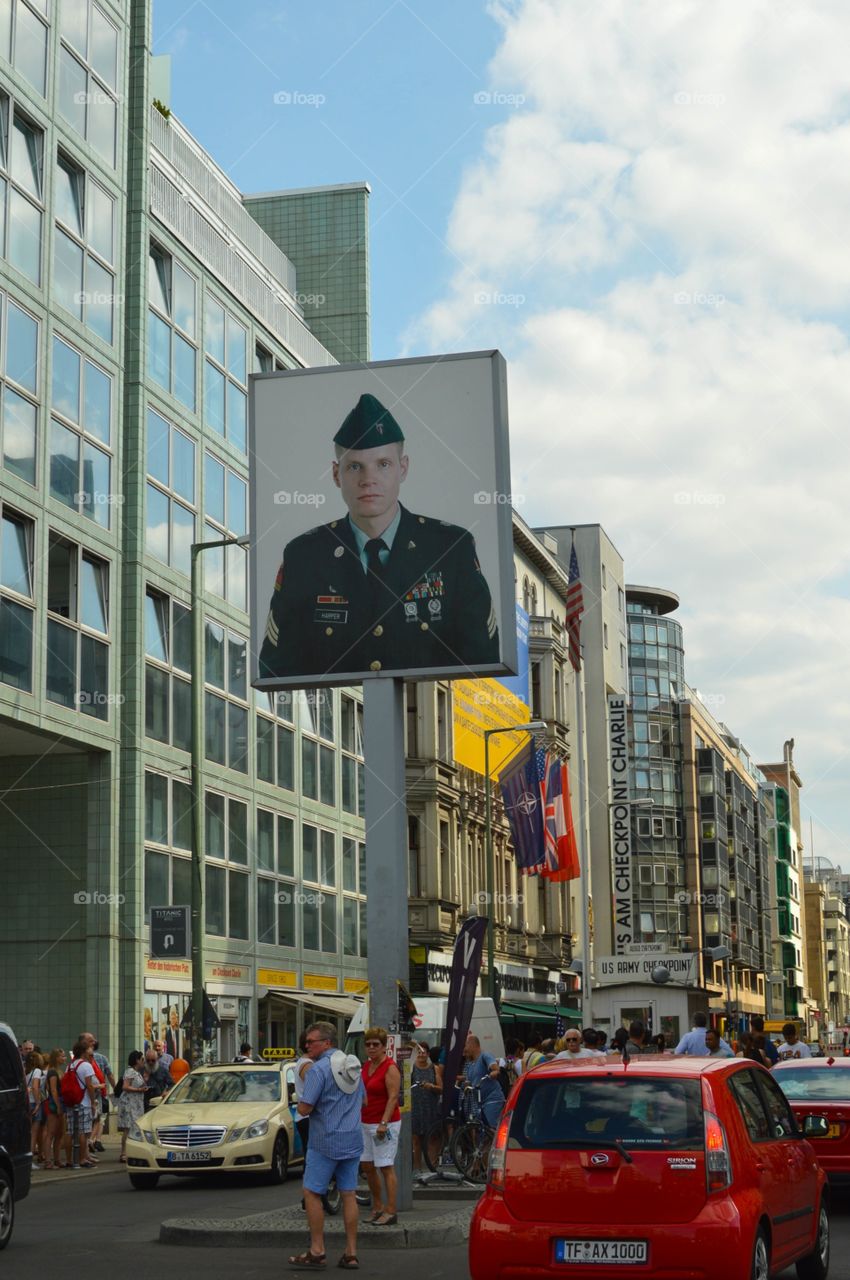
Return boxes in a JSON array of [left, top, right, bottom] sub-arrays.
[[565, 539, 584, 673], [554, 1012, 566, 1041]]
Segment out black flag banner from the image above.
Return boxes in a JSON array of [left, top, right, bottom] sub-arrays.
[[441, 915, 488, 1117]]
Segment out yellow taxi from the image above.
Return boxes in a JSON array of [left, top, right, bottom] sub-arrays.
[[125, 1060, 301, 1189]]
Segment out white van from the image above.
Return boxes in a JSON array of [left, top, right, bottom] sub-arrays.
[[346, 996, 504, 1061]]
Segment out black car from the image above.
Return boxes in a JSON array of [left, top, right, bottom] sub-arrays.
[[0, 1022, 31, 1248]]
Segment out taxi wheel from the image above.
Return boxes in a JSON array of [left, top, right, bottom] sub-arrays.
[[267, 1132, 289, 1185], [128, 1173, 160, 1190], [750, 1226, 770, 1280], [796, 1201, 829, 1280]]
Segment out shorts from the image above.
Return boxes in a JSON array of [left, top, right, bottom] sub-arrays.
[[361, 1120, 401, 1167], [67, 1105, 93, 1137], [303, 1148, 361, 1195]]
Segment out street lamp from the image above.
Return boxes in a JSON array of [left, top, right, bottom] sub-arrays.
[[484, 721, 547, 1001], [189, 533, 251, 1066]]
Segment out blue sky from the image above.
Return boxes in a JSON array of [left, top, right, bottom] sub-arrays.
[[153, 0, 506, 358], [154, 0, 850, 871]]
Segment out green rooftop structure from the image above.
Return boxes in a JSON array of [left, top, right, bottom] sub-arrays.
[[0, 0, 369, 1062]]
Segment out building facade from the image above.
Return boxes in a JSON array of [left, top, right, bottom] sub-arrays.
[[759, 745, 811, 1029], [0, 1, 369, 1060], [407, 513, 581, 1031]]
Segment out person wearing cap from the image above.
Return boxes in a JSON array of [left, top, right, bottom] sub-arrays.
[[291, 1021, 365, 1271], [259, 392, 500, 679]]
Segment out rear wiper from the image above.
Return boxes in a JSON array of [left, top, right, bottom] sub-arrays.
[[554, 1138, 634, 1164]]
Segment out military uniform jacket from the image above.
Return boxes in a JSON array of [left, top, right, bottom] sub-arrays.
[[259, 504, 499, 679]]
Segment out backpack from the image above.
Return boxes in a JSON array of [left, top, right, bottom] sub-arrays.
[[60, 1060, 85, 1107]]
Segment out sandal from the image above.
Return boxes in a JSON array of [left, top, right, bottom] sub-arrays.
[[288, 1251, 326, 1268], [374, 1213, 397, 1226], [337, 1257, 359, 1271], [79, 1161, 97, 1168], [364, 1210, 383, 1224]]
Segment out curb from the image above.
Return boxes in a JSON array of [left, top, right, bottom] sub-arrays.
[[160, 1206, 473, 1250]]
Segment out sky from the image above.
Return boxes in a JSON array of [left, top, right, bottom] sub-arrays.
[[153, 0, 850, 870]]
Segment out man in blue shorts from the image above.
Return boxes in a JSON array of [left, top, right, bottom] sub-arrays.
[[292, 1021, 365, 1271]]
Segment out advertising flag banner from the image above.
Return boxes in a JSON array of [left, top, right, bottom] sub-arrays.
[[249, 352, 516, 689], [499, 741, 546, 873], [541, 756, 581, 882], [441, 916, 488, 1118]]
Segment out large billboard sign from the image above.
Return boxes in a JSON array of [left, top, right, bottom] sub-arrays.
[[250, 352, 516, 689], [452, 605, 530, 778]]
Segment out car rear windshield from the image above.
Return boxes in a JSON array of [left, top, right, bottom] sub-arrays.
[[509, 1075, 704, 1150], [166, 1070, 281, 1103], [777, 1068, 850, 1101]]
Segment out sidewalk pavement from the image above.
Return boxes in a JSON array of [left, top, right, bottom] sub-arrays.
[[31, 1126, 126, 1186], [161, 1190, 479, 1251]]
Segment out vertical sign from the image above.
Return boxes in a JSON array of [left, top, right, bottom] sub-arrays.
[[608, 695, 632, 954]]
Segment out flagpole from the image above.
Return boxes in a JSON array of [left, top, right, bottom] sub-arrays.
[[576, 657, 593, 1025]]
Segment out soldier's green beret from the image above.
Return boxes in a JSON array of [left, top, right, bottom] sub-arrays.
[[333, 393, 405, 450]]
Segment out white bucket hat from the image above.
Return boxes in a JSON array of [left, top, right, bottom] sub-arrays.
[[330, 1050, 362, 1094]]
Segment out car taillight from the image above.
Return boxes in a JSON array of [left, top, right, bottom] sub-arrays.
[[488, 1110, 513, 1191], [704, 1110, 732, 1193]]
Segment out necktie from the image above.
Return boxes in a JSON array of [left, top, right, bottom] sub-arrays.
[[364, 538, 387, 578]]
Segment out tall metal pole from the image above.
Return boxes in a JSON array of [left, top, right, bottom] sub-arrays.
[[364, 678, 412, 1212], [190, 534, 248, 1067], [485, 731, 495, 1000], [190, 545, 206, 1068], [575, 668, 593, 1025]]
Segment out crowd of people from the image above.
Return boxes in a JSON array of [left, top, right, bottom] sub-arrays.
[[20, 1033, 189, 1170]]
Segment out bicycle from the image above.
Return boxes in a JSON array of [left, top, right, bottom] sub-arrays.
[[449, 1084, 496, 1183]]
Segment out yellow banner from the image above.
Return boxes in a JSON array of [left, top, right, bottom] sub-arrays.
[[258, 967, 298, 989], [344, 978, 369, 994], [452, 678, 531, 778], [304, 972, 339, 992]]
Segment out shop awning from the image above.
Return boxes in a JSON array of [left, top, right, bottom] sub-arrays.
[[499, 1000, 582, 1025], [263, 989, 362, 1019]]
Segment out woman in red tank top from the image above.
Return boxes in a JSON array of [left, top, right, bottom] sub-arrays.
[[361, 1027, 401, 1226]]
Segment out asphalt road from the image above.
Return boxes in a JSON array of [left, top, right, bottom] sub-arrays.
[[11, 1155, 850, 1278]]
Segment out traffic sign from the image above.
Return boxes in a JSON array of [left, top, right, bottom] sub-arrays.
[[150, 905, 191, 959]]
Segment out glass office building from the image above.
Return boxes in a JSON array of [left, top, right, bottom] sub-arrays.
[[0, 0, 370, 1058]]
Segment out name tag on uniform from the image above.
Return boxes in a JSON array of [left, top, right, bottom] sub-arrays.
[[315, 608, 348, 624]]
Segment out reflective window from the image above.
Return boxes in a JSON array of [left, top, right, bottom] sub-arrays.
[[147, 243, 196, 410], [145, 408, 196, 576], [58, 1, 120, 166], [50, 337, 113, 525], [0, 505, 34, 691], [54, 154, 116, 344], [45, 533, 111, 717], [1, 293, 38, 484], [0, 95, 43, 284], [203, 450, 247, 609], [204, 295, 248, 452], [204, 622, 249, 772], [144, 589, 192, 752]]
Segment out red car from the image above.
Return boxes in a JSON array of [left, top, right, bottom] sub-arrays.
[[469, 1056, 829, 1280], [774, 1057, 850, 1185]]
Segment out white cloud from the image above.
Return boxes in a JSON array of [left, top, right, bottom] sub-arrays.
[[407, 0, 850, 863]]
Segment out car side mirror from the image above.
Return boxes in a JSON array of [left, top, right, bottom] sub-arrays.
[[148, 1095, 164, 1109], [803, 1115, 829, 1138]]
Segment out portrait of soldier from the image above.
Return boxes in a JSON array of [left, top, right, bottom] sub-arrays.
[[259, 392, 500, 678]]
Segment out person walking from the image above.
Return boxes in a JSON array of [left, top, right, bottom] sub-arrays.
[[290, 1021, 364, 1271], [65, 1040, 99, 1168], [776, 1023, 812, 1061], [555, 1030, 599, 1060], [233, 1042, 254, 1062], [360, 1027, 402, 1226], [750, 1015, 778, 1066], [116, 1051, 148, 1162], [411, 1040, 442, 1178], [90, 1040, 115, 1152], [461, 1033, 506, 1127]]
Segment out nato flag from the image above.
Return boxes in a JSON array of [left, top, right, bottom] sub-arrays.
[[499, 739, 545, 873]]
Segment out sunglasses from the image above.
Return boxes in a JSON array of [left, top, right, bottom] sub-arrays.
[[305, 1037, 328, 1046]]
